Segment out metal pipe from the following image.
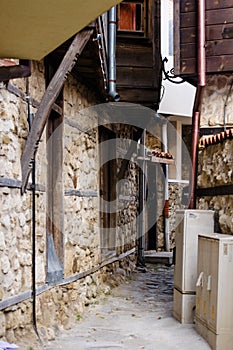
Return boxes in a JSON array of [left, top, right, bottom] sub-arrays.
[[162, 120, 170, 251], [189, 0, 206, 209], [137, 129, 146, 266], [26, 77, 42, 345], [108, 6, 120, 102]]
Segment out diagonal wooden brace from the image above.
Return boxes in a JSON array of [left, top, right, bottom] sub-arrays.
[[21, 28, 93, 194]]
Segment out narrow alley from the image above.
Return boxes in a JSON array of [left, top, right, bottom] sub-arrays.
[[21, 264, 210, 350]]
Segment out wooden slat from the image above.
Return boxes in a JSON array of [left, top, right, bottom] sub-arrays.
[[181, 23, 233, 44], [207, 8, 233, 25], [206, 0, 233, 10], [180, 0, 195, 13], [180, 55, 233, 75], [207, 23, 233, 41], [117, 87, 159, 103], [206, 39, 233, 56], [181, 0, 233, 12], [207, 55, 233, 72], [180, 27, 196, 44], [180, 43, 196, 59], [181, 8, 233, 29], [180, 12, 196, 28], [116, 45, 153, 67], [181, 39, 233, 59], [21, 28, 93, 193], [117, 66, 155, 88], [174, 0, 181, 75], [0, 63, 31, 81]]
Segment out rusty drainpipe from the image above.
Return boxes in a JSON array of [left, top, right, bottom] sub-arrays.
[[189, 0, 206, 209]]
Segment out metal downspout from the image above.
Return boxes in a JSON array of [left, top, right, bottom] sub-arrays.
[[108, 6, 120, 102], [189, 0, 206, 209], [137, 129, 146, 266], [26, 77, 42, 345], [162, 119, 170, 251]]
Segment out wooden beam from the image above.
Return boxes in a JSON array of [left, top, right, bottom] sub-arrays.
[[196, 185, 233, 197], [0, 61, 31, 81], [21, 28, 93, 193]]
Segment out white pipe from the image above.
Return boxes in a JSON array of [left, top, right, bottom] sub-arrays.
[[108, 6, 120, 102]]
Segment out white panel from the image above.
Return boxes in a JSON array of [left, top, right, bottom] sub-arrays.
[[196, 234, 233, 350], [174, 210, 214, 292], [173, 288, 196, 324]]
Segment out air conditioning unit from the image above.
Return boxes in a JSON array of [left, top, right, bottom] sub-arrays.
[[173, 210, 214, 324], [196, 233, 233, 350]]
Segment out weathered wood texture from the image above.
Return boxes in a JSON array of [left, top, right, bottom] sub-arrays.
[[21, 29, 93, 193], [174, 0, 233, 76], [116, 40, 161, 108], [0, 62, 31, 81], [115, 0, 161, 110]]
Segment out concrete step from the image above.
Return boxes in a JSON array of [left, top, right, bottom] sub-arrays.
[[144, 251, 173, 265]]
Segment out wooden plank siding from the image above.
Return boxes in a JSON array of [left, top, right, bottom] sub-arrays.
[[115, 0, 161, 109], [174, 0, 233, 77]]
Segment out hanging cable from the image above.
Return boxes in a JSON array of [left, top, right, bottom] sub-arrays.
[[26, 77, 43, 346]]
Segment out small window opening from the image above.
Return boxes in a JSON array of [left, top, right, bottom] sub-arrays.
[[118, 1, 144, 32]]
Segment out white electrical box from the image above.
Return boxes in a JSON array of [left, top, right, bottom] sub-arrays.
[[196, 233, 233, 350], [173, 210, 214, 324]]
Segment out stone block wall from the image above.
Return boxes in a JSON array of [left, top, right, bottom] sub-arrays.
[[0, 61, 137, 344], [197, 74, 233, 234], [197, 139, 233, 234], [201, 75, 233, 127]]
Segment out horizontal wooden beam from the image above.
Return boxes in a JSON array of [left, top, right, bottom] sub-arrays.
[[65, 189, 98, 197], [196, 185, 233, 197], [200, 127, 232, 137], [0, 61, 31, 81], [21, 28, 93, 194], [0, 177, 46, 192]]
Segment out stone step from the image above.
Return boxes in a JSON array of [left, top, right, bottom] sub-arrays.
[[144, 251, 173, 265]]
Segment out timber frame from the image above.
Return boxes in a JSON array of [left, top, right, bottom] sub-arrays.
[[21, 27, 94, 193]]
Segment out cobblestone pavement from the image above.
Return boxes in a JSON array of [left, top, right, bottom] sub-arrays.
[[21, 264, 211, 350]]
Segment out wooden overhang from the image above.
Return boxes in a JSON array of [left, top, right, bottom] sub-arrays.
[[0, 0, 122, 60], [174, 0, 233, 81]]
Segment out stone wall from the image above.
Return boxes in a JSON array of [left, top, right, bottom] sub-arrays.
[[197, 74, 233, 234], [201, 75, 233, 127], [168, 182, 187, 249], [197, 138, 233, 234], [0, 61, 137, 344]]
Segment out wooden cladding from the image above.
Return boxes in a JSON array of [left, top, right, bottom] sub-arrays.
[[174, 0, 233, 77]]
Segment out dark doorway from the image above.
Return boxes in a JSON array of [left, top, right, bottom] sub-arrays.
[[99, 126, 117, 256]]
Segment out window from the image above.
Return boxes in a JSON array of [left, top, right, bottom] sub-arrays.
[[117, 0, 146, 35]]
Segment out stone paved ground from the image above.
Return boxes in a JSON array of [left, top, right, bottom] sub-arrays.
[[19, 264, 211, 350]]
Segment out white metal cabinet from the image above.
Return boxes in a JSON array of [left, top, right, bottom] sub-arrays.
[[196, 233, 233, 350], [173, 210, 214, 323]]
